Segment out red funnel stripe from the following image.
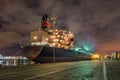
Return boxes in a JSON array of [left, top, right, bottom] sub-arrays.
[[43, 21, 50, 28]]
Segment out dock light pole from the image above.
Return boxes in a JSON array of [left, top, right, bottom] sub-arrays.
[[53, 47, 56, 62], [50, 15, 57, 62]]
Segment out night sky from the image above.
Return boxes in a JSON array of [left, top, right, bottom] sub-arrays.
[[0, 0, 120, 52]]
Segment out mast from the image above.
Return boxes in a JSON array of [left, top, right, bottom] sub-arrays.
[[50, 14, 57, 29]]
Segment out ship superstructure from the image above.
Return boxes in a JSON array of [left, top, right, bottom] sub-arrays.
[[30, 14, 74, 50]]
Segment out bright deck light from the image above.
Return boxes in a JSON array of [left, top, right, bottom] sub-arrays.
[[33, 36, 37, 40]]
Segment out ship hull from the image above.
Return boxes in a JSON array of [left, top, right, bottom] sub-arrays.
[[21, 46, 91, 63]]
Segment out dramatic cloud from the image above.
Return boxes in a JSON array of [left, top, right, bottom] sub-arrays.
[[0, 0, 120, 51]]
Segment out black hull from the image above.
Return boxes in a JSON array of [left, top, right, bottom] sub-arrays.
[[21, 46, 91, 63]]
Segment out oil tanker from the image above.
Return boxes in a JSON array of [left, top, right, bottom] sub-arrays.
[[20, 14, 91, 63]]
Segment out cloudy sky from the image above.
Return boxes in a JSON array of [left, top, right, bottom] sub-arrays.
[[0, 0, 120, 52]]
